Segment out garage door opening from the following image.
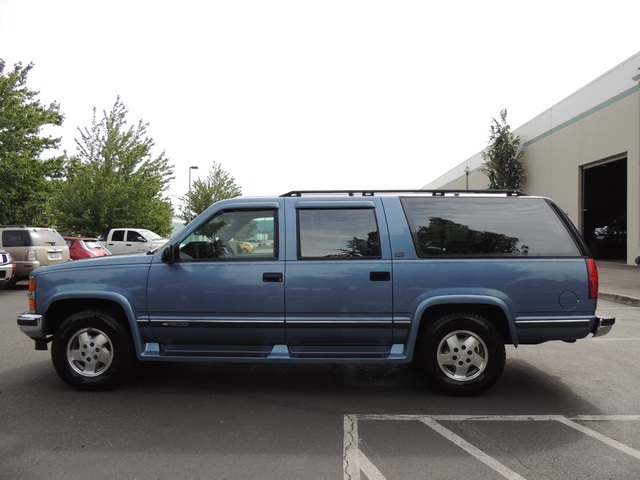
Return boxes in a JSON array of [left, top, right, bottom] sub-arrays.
[[582, 158, 627, 260]]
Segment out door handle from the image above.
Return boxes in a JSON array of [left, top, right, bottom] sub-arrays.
[[263, 272, 283, 282], [370, 271, 391, 281]]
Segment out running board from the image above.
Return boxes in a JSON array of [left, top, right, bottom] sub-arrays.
[[140, 343, 407, 361]]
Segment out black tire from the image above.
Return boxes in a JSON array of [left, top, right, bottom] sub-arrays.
[[51, 309, 134, 391], [2, 276, 18, 290], [421, 312, 505, 396]]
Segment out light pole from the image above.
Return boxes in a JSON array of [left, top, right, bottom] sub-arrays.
[[188, 166, 198, 191]]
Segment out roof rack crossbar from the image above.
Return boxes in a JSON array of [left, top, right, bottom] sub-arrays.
[[280, 189, 527, 197]]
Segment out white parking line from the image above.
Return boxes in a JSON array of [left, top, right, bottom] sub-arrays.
[[556, 417, 640, 460], [343, 414, 640, 480], [420, 417, 527, 480], [344, 415, 386, 480], [592, 338, 640, 341]]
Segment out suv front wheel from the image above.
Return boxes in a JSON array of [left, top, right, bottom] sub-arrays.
[[422, 312, 505, 396], [51, 310, 134, 391]]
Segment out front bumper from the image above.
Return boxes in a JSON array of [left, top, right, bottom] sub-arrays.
[[592, 314, 615, 337], [17, 313, 48, 350]]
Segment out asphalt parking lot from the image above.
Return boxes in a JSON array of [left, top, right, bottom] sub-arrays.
[[1, 288, 638, 479]]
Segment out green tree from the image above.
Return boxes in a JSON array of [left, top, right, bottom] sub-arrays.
[[180, 161, 241, 224], [480, 108, 526, 190], [0, 59, 64, 225], [54, 97, 174, 237]]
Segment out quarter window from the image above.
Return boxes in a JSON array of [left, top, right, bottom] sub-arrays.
[[298, 208, 381, 259], [401, 197, 581, 257]]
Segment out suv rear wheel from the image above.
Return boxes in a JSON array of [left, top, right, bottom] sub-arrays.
[[51, 310, 134, 391], [422, 312, 505, 396]]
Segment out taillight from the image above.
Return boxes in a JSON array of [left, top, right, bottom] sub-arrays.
[[586, 258, 599, 299], [26, 248, 36, 261], [28, 277, 36, 312]]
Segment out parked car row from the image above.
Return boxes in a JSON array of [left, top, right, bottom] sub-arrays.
[[0, 225, 169, 288], [0, 225, 70, 288]]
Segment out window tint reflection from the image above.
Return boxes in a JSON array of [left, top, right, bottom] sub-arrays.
[[298, 209, 381, 259], [401, 198, 581, 257], [179, 209, 276, 260]]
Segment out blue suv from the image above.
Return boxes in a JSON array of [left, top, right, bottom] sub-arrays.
[[17, 190, 614, 395]]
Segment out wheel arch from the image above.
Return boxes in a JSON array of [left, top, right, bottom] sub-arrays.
[[43, 292, 144, 354], [408, 296, 518, 360]]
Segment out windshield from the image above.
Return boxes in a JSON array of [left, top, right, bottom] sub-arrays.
[[139, 229, 162, 241]]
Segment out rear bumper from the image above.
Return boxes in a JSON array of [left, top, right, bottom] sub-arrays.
[[15, 261, 41, 278], [591, 314, 615, 337]]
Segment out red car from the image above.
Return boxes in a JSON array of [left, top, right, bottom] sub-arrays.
[[64, 237, 112, 260]]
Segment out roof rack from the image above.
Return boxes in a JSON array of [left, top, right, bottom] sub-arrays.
[[280, 189, 527, 197]]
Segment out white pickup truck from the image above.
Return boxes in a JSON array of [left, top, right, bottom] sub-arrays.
[[104, 228, 168, 255]]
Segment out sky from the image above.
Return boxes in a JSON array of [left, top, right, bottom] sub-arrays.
[[1, 0, 639, 210]]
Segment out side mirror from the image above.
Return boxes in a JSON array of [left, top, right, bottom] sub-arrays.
[[161, 244, 179, 263]]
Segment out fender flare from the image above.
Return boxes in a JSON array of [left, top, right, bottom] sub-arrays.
[[45, 290, 146, 355], [404, 294, 519, 358]]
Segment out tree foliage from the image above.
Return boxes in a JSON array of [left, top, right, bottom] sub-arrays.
[[180, 161, 242, 224], [53, 97, 175, 237], [0, 59, 64, 225], [480, 108, 526, 190]]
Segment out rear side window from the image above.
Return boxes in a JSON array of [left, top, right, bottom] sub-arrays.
[[111, 230, 125, 241], [298, 208, 381, 259], [2, 230, 31, 247], [401, 197, 581, 257]]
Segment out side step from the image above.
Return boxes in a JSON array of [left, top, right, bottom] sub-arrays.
[[140, 343, 408, 361]]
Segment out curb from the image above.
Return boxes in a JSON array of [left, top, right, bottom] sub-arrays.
[[599, 292, 640, 307]]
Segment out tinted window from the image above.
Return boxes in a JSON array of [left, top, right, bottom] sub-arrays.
[[127, 231, 144, 241], [111, 230, 125, 241], [2, 230, 31, 247], [298, 208, 381, 259], [179, 209, 277, 260], [401, 197, 581, 257]]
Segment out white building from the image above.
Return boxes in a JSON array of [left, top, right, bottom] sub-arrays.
[[424, 52, 640, 266]]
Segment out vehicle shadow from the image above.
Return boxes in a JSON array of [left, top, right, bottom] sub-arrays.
[[122, 357, 601, 416], [0, 357, 611, 480], [1, 350, 604, 418]]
